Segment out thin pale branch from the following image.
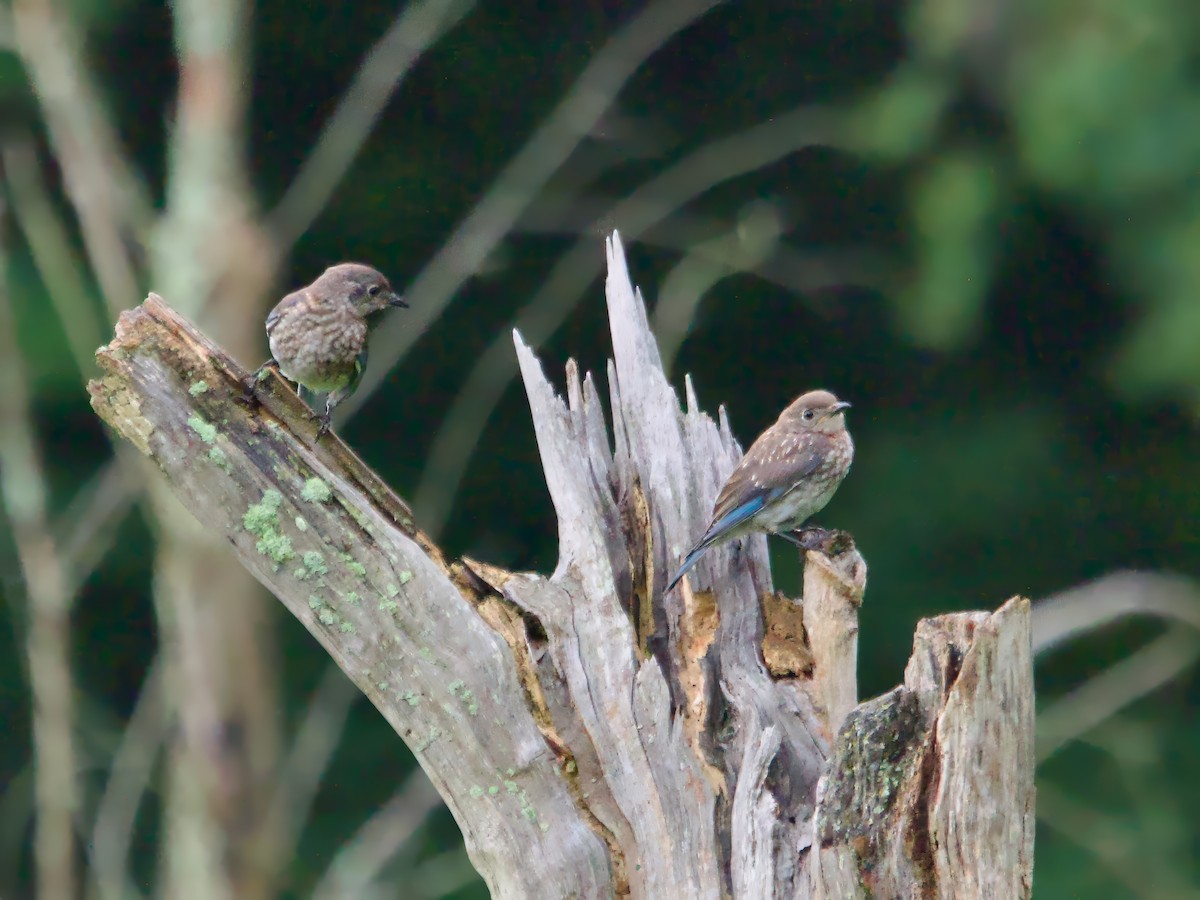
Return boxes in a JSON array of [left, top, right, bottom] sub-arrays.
[[90, 658, 166, 900], [1036, 627, 1200, 763], [11, 0, 149, 316], [1032, 569, 1200, 654], [1, 138, 111, 379], [520, 207, 885, 307], [0, 186, 78, 900], [398, 847, 480, 900], [340, 0, 727, 423], [1035, 781, 1177, 897], [269, 0, 477, 250], [54, 458, 142, 600], [652, 200, 785, 372], [267, 665, 361, 863], [409, 107, 841, 534], [311, 771, 444, 900]]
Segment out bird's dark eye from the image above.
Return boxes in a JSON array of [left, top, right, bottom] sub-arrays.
[[802, 409, 815, 421], [367, 284, 381, 297]]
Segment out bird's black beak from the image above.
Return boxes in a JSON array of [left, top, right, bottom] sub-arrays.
[[387, 291, 409, 309], [825, 401, 852, 416]]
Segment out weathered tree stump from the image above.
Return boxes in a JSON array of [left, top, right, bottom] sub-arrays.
[[88, 233, 1034, 898]]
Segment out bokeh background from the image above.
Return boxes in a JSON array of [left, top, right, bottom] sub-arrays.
[[2, 0, 1199, 897]]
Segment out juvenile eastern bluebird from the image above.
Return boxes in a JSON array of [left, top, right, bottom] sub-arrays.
[[247, 263, 407, 437], [668, 389, 853, 590]]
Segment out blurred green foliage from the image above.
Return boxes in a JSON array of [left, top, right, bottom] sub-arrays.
[[2, 0, 1199, 897]]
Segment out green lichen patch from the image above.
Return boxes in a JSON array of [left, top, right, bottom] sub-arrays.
[[816, 687, 925, 848], [378, 597, 399, 613], [301, 477, 332, 503], [398, 570, 413, 585], [318, 607, 337, 626], [401, 690, 421, 706], [308, 595, 324, 610], [414, 726, 442, 753], [339, 620, 356, 634], [345, 591, 361, 604], [243, 490, 294, 566], [207, 446, 231, 472], [187, 414, 218, 445], [254, 530, 294, 566], [244, 490, 283, 530], [294, 516, 308, 532], [448, 680, 479, 716], [302, 551, 328, 577], [469, 785, 485, 798], [340, 552, 367, 578], [508, 782, 538, 824], [188, 380, 209, 397], [487, 785, 499, 796]]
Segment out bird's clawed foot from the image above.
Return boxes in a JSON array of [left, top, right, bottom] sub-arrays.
[[237, 360, 279, 407], [314, 399, 337, 440], [784, 525, 854, 556], [315, 414, 333, 440], [780, 525, 833, 552]]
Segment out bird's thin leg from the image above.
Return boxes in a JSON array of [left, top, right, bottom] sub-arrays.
[[315, 388, 350, 440], [775, 531, 806, 548], [315, 399, 334, 439], [788, 524, 833, 552]]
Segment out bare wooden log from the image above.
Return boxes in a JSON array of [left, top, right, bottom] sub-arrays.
[[89, 295, 613, 900], [88, 232, 1034, 898], [809, 597, 1035, 898]]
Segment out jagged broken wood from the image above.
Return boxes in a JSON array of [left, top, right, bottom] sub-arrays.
[[88, 233, 1035, 898]]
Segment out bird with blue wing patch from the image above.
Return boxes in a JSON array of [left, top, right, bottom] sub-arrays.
[[668, 389, 853, 591], [245, 263, 407, 438]]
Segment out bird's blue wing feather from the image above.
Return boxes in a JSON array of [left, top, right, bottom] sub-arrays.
[[705, 492, 774, 543], [666, 488, 784, 589], [668, 424, 828, 590]]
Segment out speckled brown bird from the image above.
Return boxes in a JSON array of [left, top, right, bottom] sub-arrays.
[[248, 263, 407, 437], [668, 389, 853, 590]]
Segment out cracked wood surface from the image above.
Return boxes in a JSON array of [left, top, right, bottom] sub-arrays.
[[89, 233, 1034, 899], [89, 295, 612, 900]]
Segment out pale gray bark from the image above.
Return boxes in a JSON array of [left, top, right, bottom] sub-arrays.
[[89, 232, 1034, 898]]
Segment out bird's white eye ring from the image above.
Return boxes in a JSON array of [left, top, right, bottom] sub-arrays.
[[367, 284, 381, 297], [802, 409, 815, 421]]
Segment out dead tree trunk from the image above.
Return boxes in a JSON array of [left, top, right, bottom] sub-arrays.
[[88, 232, 1034, 898]]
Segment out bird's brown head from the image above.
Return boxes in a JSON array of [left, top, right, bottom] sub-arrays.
[[319, 262, 409, 316], [780, 389, 851, 434]]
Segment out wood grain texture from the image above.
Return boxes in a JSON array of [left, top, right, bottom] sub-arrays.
[[89, 295, 612, 900], [88, 233, 1034, 899]]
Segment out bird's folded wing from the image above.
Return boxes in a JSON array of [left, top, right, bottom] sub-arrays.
[[265, 289, 309, 336], [699, 438, 824, 546]]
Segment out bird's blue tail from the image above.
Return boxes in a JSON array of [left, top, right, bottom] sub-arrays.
[[666, 544, 711, 591], [667, 494, 772, 591]]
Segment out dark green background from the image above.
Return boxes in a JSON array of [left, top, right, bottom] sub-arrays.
[[2, 0, 1199, 896]]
